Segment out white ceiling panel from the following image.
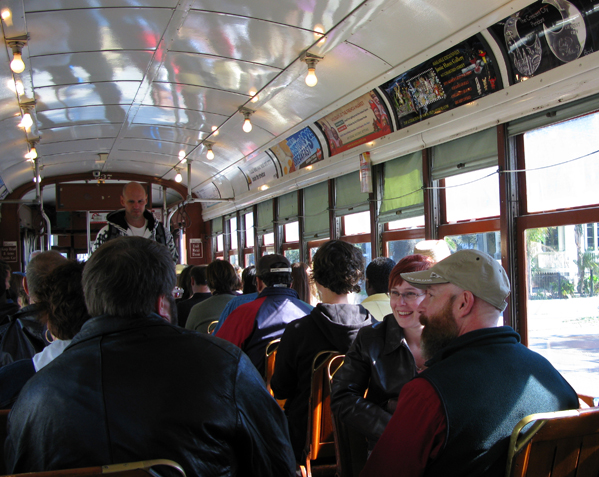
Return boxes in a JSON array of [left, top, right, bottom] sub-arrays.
[[40, 124, 121, 143], [35, 82, 140, 111], [37, 105, 127, 128]]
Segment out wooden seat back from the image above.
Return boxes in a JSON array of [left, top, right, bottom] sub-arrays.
[[506, 407, 599, 477], [300, 351, 343, 477], [2, 459, 186, 476], [264, 339, 285, 409]]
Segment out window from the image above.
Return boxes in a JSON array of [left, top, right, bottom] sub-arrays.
[[285, 221, 299, 242], [444, 167, 500, 223], [245, 212, 254, 248], [343, 211, 371, 236], [444, 232, 501, 259], [216, 234, 223, 252]]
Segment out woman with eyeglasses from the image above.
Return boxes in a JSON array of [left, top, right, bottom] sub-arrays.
[[331, 254, 434, 461]]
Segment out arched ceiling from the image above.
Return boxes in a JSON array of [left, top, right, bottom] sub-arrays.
[[0, 0, 598, 216]]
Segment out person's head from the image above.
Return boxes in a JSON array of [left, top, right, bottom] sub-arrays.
[[0, 260, 10, 292], [25, 251, 68, 304], [291, 262, 312, 303], [120, 181, 148, 224], [83, 236, 176, 318], [365, 257, 396, 295], [206, 260, 237, 295], [312, 240, 364, 295], [10, 272, 28, 307], [241, 266, 257, 294], [401, 249, 510, 360], [45, 261, 91, 341], [189, 265, 208, 290], [413, 240, 451, 263], [178, 265, 194, 300], [257, 255, 292, 289], [387, 254, 434, 332]]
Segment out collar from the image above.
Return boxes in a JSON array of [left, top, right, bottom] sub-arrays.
[[380, 315, 408, 355], [258, 287, 298, 299]]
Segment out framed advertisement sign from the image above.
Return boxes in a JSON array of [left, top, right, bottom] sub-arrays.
[[381, 35, 501, 129], [316, 90, 393, 157], [270, 127, 323, 175], [489, 0, 599, 83]]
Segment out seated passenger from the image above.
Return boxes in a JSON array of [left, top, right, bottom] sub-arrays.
[[5, 237, 295, 476], [361, 250, 579, 477], [271, 239, 373, 461], [291, 262, 317, 306], [185, 259, 238, 333], [176, 265, 211, 327], [331, 254, 433, 454], [215, 255, 312, 375], [360, 257, 396, 321], [213, 265, 259, 334], [0, 260, 90, 409]]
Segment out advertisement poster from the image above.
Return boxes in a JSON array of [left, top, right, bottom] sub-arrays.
[[489, 0, 599, 83], [381, 35, 501, 129], [196, 182, 221, 210], [270, 127, 323, 175], [238, 153, 279, 191], [316, 90, 393, 157], [0, 175, 7, 200]]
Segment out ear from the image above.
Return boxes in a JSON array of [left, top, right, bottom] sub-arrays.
[[190, 277, 196, 286], [155, 294, 169, 321], [120, 195, 126, 207], [256, 277, 266, 293], [454, 290, 475, 318], [23, 277, 30, 297]]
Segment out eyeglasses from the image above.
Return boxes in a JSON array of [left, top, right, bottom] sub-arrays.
[[391, 291, 426, 302]]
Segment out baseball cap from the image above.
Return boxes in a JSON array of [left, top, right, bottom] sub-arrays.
[[400, 249, 510, 311], [257, 254, 292, 277]]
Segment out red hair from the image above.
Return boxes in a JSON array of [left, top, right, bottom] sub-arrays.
[[388, 254, 434, 290]]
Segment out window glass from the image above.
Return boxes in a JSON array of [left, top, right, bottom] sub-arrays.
[[348, 242, 372, 305], [285, 221, 299, 242], [444, 232, 500, 260], [245, 253, 255, 267], [245, 213, 254, 248], [525, 224, 599, 396], [77, 253, 89, 262], [444, 167, 500, 222], [343, 211, 371, 236], [524, 112, 599, 212], [263, 233, 275, 246], [229, 254, 238, 267], [387, 216, 425, 230], [284, 248, 300, 264], [216, 234, 223, 252], [230, 217, 238, 250], [387, 239, 423, 263]]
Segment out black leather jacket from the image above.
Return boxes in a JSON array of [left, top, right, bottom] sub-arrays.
[[331, 314, 418, 445], [6, 314, 295, 476]]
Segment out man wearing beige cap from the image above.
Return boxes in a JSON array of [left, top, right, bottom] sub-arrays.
[[361, 249, 578, 477]]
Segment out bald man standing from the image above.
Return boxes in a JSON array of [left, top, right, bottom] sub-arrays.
[[91, 182, 178, 262]]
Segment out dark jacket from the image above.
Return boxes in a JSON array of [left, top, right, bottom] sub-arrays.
[[331, 314, 417, 446], [0, 305, 48, 368], [176, 292, 211, 327], [0, 301, 20, 327], [5, 314, 296, 476], [420, 326, 579, 477], [271, 303, 373, 460], [91, 209, 178, 262]]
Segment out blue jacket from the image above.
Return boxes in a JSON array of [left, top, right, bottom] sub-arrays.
[[215, 287, 312, 374]]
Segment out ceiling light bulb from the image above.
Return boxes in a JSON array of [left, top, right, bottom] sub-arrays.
[[1, 9, 11, 20], [243, 117, 252, 133], [305, 67, 318, 87], [174, 172, 183, 183], [10, 51, 25, 74], [19, 112, 33, 129], [206, 147, 214, 160], [25, 147, 37, 160], [178, 150, 185, 159]]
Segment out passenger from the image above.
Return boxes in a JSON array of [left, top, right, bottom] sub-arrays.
[[331, 254, 433, 458], [185, 259, 238, 333], [213, 265, 259, 334], [176, 265, 211, 327], [290, 262, 317, 305], [241, 265, 257, 294], [0, 260, 90, 409], [361, 249, 579, 477], [176, 264, 194, 301], [10, 271, 29, 308], [271, 239, 374, 461], [0, 251, 67, 366], [414, 239, 451, 262], [90, 181, 178, 262], [0, 261, 19, 325], [215, 255, 313, 375], [5, 236, 295, 476], [360, 257, 396, 321]]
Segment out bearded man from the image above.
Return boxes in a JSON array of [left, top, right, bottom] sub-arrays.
[[360, 249, 578, 477]]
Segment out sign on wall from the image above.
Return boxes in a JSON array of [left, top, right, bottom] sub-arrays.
[[270, 127, 323, 175]]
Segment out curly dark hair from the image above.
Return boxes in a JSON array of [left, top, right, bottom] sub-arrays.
[[46, 260, 91, 340], [312, 240, 364, 295]]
